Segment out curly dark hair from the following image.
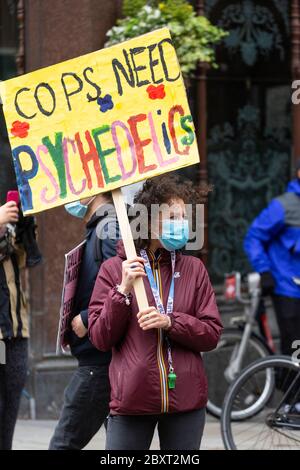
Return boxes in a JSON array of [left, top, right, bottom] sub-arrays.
[[131, 174, 212, 250]]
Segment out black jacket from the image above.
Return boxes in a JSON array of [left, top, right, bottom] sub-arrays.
[[68, 207, 119, 366]]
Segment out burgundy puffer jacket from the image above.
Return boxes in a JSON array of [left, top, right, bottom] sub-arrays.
[[88, 242, 223, 415]]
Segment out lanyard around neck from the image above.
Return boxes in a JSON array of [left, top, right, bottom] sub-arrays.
[[140, 249, 177, 385], [140, 249, 176, 316]]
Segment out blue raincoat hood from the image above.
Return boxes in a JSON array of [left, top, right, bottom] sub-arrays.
[[286, 179, 300, 196], [244, 179, 300, 298]]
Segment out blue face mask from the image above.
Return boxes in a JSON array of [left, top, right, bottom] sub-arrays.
[[65, 201, 88, 218], [159, 219, 189, 251], [65, 197, 95, 219]]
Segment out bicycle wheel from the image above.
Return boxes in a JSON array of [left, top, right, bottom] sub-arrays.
[[204, 328, 270, 418], [221, 355, 300, 450]]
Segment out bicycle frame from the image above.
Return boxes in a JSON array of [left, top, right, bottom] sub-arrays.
[[224, 273, 262, 382], [273, 369, 300, 429]]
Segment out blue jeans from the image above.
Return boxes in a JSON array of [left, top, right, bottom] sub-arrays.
[[106, 408, 206, 450]]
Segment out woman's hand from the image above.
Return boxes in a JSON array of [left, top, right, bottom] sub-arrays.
[[71, 314, 88, 338], [118, 257, 146, 294], [137, 307, 171, 331], [0, 202, 19, 226]]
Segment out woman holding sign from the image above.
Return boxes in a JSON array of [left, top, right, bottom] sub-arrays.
[[88, 175, 222, 450]]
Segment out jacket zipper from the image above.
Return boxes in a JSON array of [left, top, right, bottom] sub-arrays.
[[152, 256, 169, 413]]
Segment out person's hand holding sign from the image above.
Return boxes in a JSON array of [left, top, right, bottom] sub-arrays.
[[118, 257, 146, 295], [118, 258, 171, 331], [137, 307, 171, 331]]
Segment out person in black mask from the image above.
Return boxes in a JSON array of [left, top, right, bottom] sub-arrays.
[[49, 192, 119, 450]]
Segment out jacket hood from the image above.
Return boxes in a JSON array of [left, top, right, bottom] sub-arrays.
[[86, 204, 117, 230], [116, 240, 182, 264], [86, 212, 102, 230], [286, 179, 300, 196]]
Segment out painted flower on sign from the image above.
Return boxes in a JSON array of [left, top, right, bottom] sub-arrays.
[[11, 120, 30, 138], [97, 94, 114, 112], [146, 84, 166, 100]]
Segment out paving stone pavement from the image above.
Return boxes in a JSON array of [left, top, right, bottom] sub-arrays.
[[13, 416, 224, 450]]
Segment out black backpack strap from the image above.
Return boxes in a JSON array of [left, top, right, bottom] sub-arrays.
[[93, 225, 103, 266], [93, 209, 118, 266]]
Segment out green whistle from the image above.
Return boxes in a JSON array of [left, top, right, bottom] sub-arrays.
[[168, 372, 177, 389]]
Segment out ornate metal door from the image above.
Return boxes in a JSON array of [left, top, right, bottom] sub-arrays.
[[205, 0, 291, 282]]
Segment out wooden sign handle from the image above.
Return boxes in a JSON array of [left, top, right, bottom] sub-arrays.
[[112, 188, 149, 311]]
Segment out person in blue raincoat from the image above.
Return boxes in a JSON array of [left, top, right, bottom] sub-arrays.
[[244, 162, 300, 358]]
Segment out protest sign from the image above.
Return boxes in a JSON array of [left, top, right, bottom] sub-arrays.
[[56, 240, 86, 354], [0, 28, 199, 216]]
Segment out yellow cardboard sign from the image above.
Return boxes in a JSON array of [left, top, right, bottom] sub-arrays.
[[0, 28, 199, 215]]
